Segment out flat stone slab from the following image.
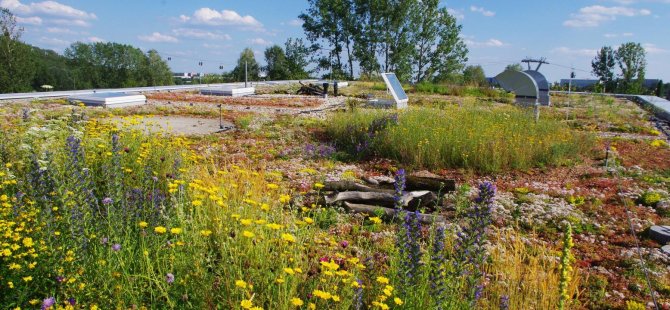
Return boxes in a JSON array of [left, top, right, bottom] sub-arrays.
[[111, 116, 234, 135], [649, 226, 670, 244], [662, 245, 670, 256]]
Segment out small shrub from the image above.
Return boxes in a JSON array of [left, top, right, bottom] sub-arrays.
[[638, 191, 662, 206]]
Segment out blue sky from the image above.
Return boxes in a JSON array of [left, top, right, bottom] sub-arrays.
[[3, 0, 669, 82]]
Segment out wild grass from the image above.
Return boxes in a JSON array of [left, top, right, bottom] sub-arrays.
[[325, 105, 592, 173], [0, 105, 582, 309]]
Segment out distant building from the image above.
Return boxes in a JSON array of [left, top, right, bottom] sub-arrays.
[[559, 79, 661, 91]]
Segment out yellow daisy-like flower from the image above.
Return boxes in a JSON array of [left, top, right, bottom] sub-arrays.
[[22, 238, 34, 248], [200, 230, 213, 237], [291, 297, 303, 306], [314, 182, 325, 189], [240, 299, 253, 309], [332, 295, 341, 302], [191, 200, 203, 207], [267, 183, 279, 190], [276, 277, 285, 284], [281, 233, 296, 243], [170, 228, 183, 235], [376, 276, 389, 284], [394, 297, 403, 305], [303, 217, 314, 224], [240, 219, 253, 226], [138, 221, 148, 228], [279, 194, 291, 204], [22, 276, 33, 282], [154, 226, 167, 234], [235, 280, 247, 289], [242, 231, 255, 238], [284, 267, 295, 275]]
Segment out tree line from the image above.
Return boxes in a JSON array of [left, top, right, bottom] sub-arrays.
[[591, 42, 655, 95], [298, 0, 468, 83], [1, 8, 172, 93]]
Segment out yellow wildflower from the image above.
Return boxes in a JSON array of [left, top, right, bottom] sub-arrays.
[[170, 228, 183, 235], [376, 276, 389, 284], [314, 182, 325, 189], [235, 280, 247, 289], [154, 226, 167, 234], [267, 183, 279, 190], [303, 217, 314, 224], [240, 300, 253, 309], [394, 297, 403, 305], [22, 238, 34, 248], [291, 297, 304, 306], [369, 217, 382, 224], [138, 221, 148, 228], [279, 194, 291, 204], [22, 276, 33, 282], [240, 219, 253, 226], [332, 295, 341, 302], [284, 267, 295, 275], [242, 231, 255, 238], [191, 200, 203, 207], [200, 230, 212, 237], [281, 233, 296, 243]]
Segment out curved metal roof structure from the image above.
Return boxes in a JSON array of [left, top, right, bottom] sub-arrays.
[[495, 70, 538, 98], [523, 70, 550, 105], [494, 69, 551, 105]]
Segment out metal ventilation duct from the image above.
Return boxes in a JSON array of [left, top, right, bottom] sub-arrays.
[[494, 69, 551, 106]]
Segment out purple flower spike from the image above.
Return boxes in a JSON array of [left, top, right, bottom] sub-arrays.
[[112, 243, 121, 251]]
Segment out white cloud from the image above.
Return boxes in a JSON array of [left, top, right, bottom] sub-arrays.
[[138, 32, 179, 43], [564, 5, 651, 27], [551, 46, 598, 56], [643, 43, 667, 54], [447, 8, 465, 20], [604, 32, 634, 38], [46, 27, 74, 34], [38, 35, 69, 46], [172, 28, 231, 40], [470, 6, 495, 17], [248, 38, 271, 45], [87, 36, 104, 43], [465, 38, 506, 48], [181, 8, 262, 28], [288, 19, 303, 26], [16, 16, 42, 25], [1, 0, 96, 19], [49, 18, 90, 27]]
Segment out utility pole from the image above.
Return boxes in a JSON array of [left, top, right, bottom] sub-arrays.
[[245, 60, 248, 88]]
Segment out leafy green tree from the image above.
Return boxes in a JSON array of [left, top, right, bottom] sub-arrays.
[[381, 0, 416, 82], [351, 0, 384, 77], [144, 49, 173, 86], [505, 63, 523, 71], [615, 42, 646, 94], [232, 48, 260, 82], [591, 46, 616, 91], [0, 8, 35, 93], [411, 0, 439, 82], [430, 7, 468, 82], [463, 65, 486, 86], [264, 45, 290, 80], [656, 80, 664, 97], [285, 38, 312, 79], [300, 0, 346, 79]]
